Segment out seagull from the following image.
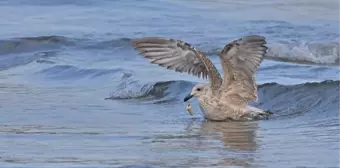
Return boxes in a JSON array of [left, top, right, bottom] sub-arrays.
[[131, 35, 272, 121]]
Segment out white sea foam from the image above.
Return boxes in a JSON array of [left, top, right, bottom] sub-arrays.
[[266, 41, 339, 65]]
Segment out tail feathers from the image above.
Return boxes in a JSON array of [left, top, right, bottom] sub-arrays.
[[244, 106, 273, 120], [264, 110, 273, 115]]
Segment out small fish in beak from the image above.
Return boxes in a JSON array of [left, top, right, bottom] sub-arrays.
[[186, 103, 194, 116]]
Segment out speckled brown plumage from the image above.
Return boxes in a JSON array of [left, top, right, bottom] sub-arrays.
[[131, 35, 271, 121]]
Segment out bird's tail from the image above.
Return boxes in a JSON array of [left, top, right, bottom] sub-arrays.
[[263, 110, 273, 115], [245, 105, 273, 120]]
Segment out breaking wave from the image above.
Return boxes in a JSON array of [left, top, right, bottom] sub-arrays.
[[106, 79, 194, 104], [266, 41, 339, 65], [1, 35, 338, 70], [206, 40, 339, 66], [107, 79, 339, 119]]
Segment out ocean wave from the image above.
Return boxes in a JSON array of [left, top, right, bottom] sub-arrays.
[[1, 35, 338, 69], [0, 35, 75, 55], [106, 80, 194, 104], [257, 80, 339, 119], [36, 65, 126, 80], [266, 41, 339, 65], [0, 35, 77, 70], [206, 40, 339, 66], [0, 36, 133, 70], [0, 35, 133, 55], [0, 51, 59, 71], [82, 38, 132, 50], [108, 79, 339, 119]]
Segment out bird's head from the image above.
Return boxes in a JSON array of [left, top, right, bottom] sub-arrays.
[[183, 83, 209, 102]]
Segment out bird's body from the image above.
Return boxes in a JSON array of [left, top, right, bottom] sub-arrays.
[[131, 35, 272, 121], [198, 96, 269, 121], [191, 84, 269, 121]]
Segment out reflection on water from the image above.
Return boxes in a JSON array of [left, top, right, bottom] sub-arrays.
[[181, 120, 260, 167], [199, 121, 259, 152]]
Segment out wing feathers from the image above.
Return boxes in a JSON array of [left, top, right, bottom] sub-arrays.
[[219, 35, 267, 106], [131, 37, 222, 91], [132, 35, 267, 101]]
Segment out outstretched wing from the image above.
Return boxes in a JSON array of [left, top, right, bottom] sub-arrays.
[[219, 35, 267, 106], [131, 37, 222, 92]]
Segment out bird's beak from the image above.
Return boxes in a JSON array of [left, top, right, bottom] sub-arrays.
[[183, 93, 193, 102]]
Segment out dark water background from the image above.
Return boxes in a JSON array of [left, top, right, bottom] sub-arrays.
[[0, 0, 339, 167]]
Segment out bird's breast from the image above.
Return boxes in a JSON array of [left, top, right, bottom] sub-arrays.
[[198, 99, 229, 121]]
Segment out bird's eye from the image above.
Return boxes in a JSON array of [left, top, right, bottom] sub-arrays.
[[196, 88, 201, 91]]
